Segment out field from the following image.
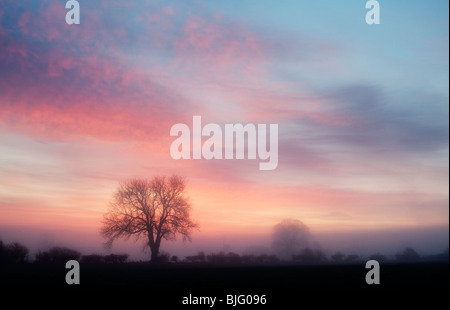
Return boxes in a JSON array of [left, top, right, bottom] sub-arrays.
[[1, 262, 448, 307]]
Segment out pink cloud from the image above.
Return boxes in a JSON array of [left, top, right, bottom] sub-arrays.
[[170, 15, 268, 81], [0, 10, 3, 35], [4, 0, 351, 133], [0, 44, 191, 142]]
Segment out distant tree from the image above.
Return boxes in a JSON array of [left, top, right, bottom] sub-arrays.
[[243, 246, 271, 256], [158, 251, 170, 263], [423, 248, 449, 262], [185, 251, 207, 263], [444, 248, 449, 260], [0, 240, 4, 264], [81, 254, 104, 264], [395, 247, 421, 262], [9, 242, 29, 264], [344, 254, 360, 263], [226, 252, 241, 264], [293, 248, 327, 264], [255, 254, 279, 264], [171, 255, 178, 263], [35, 247, 80, 264], [197, 251, 206, 262], [204, 252, 244, 265], [101, 176, 199, 263], [272, 219, 312, 260], [103, 253, 128, 264], [331, 251, 345, 263], [241, 254, 256, 264], [369, 253, 387, 262], [0, 241, 29, 265], [207, 252, 227, 264], [185, 255, 197, 263]]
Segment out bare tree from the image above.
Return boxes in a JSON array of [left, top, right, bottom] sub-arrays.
[[101, 175, 198, 262], [272, 219, 312, 260]]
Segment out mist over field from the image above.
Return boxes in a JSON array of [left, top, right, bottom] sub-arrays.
[[1, 224, 448, 262]]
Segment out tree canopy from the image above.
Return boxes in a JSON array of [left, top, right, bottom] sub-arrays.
[[101, 175, 198, 262]]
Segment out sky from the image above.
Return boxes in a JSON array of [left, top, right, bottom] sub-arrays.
[[0, 0, 448, 259]]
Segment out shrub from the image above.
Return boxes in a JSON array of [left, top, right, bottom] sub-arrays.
[[35, 247, 81, 264]]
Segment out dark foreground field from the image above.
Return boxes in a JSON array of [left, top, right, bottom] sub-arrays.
[[1, 262, 448, 307]]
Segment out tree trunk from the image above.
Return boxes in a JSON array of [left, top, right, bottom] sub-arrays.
[[148, 231, 162, 263], [150, 243, 160, 263]]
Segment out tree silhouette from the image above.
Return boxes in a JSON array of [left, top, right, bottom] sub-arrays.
[[292, 248, 327, 264], [344, 254, 360, 263], [271, 219, 312, 260], [104, 253, 128, 264], [369, 253, 386, 262], [331, 251, 345, 263], [35, 246, 81, 264], [0, 240, 29, 265], [101, 176, 198, 262], [395, 247, 421, 262]]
